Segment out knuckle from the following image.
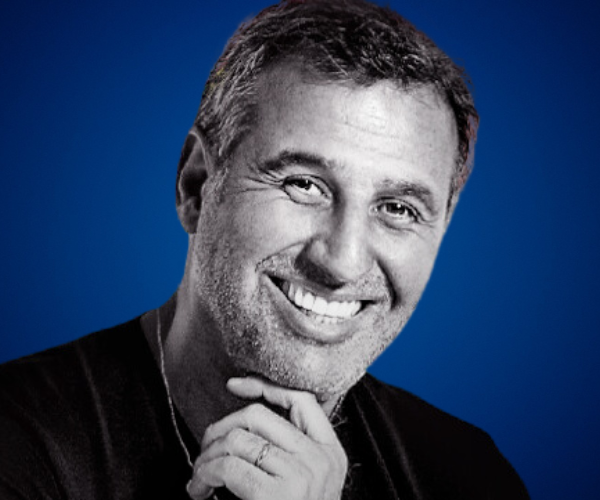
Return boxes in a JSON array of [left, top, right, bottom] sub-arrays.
[[195, 460, 208, 479], [291, 432, 305, 449], [201, 423, 215, 447], [296, 391, 317, 406], [304, 391, 318, 403], [227, 427, 246, 450], [244, 403, 265, 423], [220, 455, 238, 477]]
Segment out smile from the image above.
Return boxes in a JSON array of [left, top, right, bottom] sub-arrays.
[[277, 280, 362, 324]]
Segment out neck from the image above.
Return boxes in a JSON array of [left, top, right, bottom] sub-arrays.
[[142, 283, 346, 445], [142, 291, 247, 445]]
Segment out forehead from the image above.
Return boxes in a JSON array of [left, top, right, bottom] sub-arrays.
[[238, 64, 457, 199]]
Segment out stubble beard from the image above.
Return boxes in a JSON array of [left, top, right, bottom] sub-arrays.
[[191, 220, 413, 402], [195, 254, 406, 402]]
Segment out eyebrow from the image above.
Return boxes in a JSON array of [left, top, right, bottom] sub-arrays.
[[259, 149, 441, 217], [377, 179, 439, 217], [259, 150, 334, 174]]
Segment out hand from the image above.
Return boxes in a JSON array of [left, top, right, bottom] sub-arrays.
[[186, 377, 348, 500]]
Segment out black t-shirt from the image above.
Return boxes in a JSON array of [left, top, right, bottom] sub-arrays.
[[0, 318, 529, 499]]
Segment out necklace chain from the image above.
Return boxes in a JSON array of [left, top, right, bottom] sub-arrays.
[[156, 309, 194, 469], [155, 308, 346, 494]]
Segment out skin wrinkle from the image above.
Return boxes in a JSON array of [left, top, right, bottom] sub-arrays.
[[258, 72, 454, 184], [257, 253, 392, 303], [143, 5, 486, 495], [194, 202, 399, 399], [260, 150, 438, 211], [197, 2, 478, 216], [176, 66, 455, 407]]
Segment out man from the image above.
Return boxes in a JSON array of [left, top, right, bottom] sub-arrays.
[[0, 1, 529, 499]]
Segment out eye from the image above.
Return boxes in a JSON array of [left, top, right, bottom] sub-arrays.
[[283, 177, 329, 205], [376, 200, 419, 227]]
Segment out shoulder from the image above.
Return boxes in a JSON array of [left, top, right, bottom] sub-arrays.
[[0, 318, 150, 414], [0, 317, 168, 499], [355, 373, 485, 439], [349, 373, 495, 463], [0, 316, 161, 436], [345, 373, 530, 499]]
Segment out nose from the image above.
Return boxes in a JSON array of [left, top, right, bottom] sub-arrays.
[[299, 207, 374, 286]]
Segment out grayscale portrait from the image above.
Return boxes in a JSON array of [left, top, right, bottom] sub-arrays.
[[0, 1, 538, 499]]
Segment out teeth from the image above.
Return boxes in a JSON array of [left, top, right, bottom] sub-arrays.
[[283, 281, 362, 319], [338, 302, 350, 317], [325, 301, 340, 317], [349, 301, 361, 316], [313, 296, 327, 315], [302, 292, 315, 310]]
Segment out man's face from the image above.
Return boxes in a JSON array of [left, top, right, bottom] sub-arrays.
[[190, 66, 457, 401]]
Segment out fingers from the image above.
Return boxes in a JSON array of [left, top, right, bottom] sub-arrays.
[[186, 477, 213, 500], [198, 427, 287, 476], [191, 377, 348, 500], [226, 377, 337, 443], [188, 456, 273, 500], [201, 402, 306, 453]]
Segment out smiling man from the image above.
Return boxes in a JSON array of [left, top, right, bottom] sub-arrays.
[[0, 1, 529, 499]]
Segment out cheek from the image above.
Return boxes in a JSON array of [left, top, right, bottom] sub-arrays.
[[230, 199, 316, 256], [384, 238, 441, 306]]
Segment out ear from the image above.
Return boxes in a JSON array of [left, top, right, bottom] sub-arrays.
[[176, 126, 214, 234], [444, 193, 459, 228]]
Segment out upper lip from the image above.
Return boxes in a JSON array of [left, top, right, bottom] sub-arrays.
[[263, 272, 394, 345], [268, 275, 377, 305]]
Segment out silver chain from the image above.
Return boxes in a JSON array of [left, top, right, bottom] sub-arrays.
[[156, 309, 194, 469], [155, 308, 344, 499]]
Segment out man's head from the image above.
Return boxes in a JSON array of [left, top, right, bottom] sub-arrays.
[[175, 0, 477, 402], [193, 0, 478, 212]]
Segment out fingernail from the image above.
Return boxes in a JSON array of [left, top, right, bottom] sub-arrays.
[[227, 378, 243, 387], [186, 479, 214, 500], [186, 480, 195, 498]]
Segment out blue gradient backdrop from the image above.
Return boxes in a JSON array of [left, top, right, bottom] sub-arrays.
[[1, 1, 599, 498]]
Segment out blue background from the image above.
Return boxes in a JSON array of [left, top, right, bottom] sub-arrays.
[[1, 1, 599, 498]]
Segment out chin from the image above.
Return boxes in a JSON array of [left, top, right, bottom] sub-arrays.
[[228, 339, 368, 402], [218, 301, 394, 402]]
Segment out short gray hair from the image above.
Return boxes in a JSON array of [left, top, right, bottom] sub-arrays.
[[195, 0, 479, 208]]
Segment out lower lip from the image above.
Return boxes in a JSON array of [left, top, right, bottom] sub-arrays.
[[264, 276, 358, 345]]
